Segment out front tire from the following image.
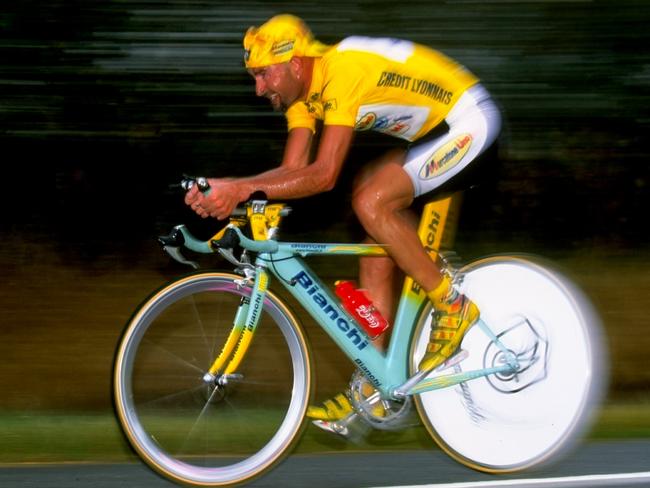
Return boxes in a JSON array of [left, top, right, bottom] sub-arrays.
[[114, 272, 313, 486], [410, 256, 606, 472]]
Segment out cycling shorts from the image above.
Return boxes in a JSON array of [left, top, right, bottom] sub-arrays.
[[403, 84, 501, 197]]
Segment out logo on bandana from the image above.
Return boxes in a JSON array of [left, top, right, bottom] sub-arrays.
[[272, 40, 295, 56]]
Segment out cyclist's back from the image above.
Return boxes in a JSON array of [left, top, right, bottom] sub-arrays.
[[285, 36, 480, 142]]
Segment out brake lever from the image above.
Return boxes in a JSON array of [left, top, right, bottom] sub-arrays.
[[158, 227, 200, 269], [162, 245, 199, 270]]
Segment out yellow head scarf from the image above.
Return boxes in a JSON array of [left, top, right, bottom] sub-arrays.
[[243, 14, 331, 68]]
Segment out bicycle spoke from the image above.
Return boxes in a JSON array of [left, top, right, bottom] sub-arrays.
[[141, 337, 205, 375], [221, 397, 260, 451], [186, 293, 217, 367], [136, 383, 205, 409], [175, 384, 224, 458]]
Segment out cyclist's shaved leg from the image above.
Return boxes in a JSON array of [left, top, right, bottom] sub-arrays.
[[354, 152, 438, 348], [353, 156, 479, 371], [358, 247, 398, 349], [352, 152, 444, 293]]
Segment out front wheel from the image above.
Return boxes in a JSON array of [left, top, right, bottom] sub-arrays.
[[410, 256, 606, 472], [114, 272, 313, 486]]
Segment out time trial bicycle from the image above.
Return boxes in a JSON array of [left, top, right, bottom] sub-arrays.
[[113, 177, 606, 487]]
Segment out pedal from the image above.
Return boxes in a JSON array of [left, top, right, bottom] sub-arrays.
[[435, 349, 469, 372], [311, 419, 351, 437], [311, 412, 370, 441]]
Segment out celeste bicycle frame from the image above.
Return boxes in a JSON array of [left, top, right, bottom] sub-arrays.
[[118, 180, 604, 486], [169, 193, 519, 400]]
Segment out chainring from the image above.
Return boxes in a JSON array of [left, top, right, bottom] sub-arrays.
[[348, 370, 413, 431]]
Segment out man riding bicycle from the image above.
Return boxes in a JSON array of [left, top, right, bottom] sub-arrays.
[[185, 14, 501, 424]]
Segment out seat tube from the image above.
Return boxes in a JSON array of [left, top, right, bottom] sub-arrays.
[[419, 193, 461, 261], [398, 193, 461, 297]]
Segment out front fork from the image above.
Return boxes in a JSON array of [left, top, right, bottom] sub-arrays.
[[202, 268, 269, 385]]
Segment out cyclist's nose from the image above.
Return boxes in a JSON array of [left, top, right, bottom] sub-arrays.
[[255, 77, 267, 97]]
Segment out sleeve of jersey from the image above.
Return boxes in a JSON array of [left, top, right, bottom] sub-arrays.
[[285, 102, 316, 133], [321, 55, 364, 127]]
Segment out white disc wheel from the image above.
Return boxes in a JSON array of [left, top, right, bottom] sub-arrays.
[[411, 256, 606, 472], [114, 272, 312, 486]]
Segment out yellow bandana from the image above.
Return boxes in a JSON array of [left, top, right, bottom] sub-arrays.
[[243, 14, 331, 68]]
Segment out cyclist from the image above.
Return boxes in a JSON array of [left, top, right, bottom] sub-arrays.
[[185, 14, 501, 424]]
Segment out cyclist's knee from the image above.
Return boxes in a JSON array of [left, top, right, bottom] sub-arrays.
[[352, 175, 413, 230], [351, 186, 380, 228]]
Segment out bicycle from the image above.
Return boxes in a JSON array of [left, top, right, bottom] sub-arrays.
[[113, 177, 606, 487]]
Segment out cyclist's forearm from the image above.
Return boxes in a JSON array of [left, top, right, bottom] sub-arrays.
[[239, 163, 335, 200], [231, 125, 352, 201]]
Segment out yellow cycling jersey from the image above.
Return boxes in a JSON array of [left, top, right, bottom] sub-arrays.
[[285, 36, 479, 142]]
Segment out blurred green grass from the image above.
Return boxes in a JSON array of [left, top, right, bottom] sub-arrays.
[[1, 239, 649, 465], [1, 400, 648, 464]]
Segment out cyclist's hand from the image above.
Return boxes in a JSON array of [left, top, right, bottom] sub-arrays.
[[184, 183, 211, 219], [185, 178, 249, 220]]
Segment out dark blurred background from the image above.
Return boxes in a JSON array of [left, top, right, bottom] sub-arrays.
[[1, 1, 649, 417]]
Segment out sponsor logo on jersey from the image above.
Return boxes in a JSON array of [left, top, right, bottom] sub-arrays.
[[355, 113, 412, 135], [377, 71, 412, 89], [305, 101, 318, 114], [355, 112, 376, 130], [376, 71, 453, 105], [323, 99, 338, 111], [419, 133, 472, 179], [386, 117, 411, 135]]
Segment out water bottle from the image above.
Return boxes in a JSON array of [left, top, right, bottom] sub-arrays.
[[334, 280, 389, 339]]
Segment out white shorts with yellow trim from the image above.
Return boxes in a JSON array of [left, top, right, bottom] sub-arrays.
[[403, 84, 502, 197]]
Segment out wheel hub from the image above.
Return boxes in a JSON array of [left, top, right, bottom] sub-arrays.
[[484, 316, 549, 393]]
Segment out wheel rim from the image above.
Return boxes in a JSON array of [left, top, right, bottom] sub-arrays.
[[114, 274, 310, 485]]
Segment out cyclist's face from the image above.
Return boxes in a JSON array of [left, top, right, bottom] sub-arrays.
[[249, 62, 302, 112]]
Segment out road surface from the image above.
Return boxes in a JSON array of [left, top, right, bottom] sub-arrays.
[[1, 439, 648, 488]]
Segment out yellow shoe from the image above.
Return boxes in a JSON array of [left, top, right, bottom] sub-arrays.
[[307, 384, 385, 422], [419, 276, 479, 372], [307, 392, 354, 421]]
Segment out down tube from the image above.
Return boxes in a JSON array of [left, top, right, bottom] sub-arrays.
[[264, 252, 401, 392]]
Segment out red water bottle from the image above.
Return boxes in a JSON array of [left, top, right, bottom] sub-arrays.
[[334, 280, 389, 339]]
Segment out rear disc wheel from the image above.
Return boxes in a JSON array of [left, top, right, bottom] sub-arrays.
[[411, 257, 606, 472]]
